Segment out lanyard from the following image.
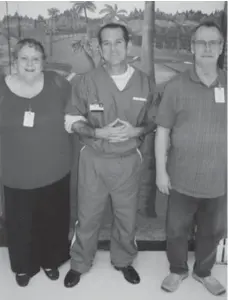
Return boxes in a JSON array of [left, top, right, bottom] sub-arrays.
[[28, 101, 32, 112]]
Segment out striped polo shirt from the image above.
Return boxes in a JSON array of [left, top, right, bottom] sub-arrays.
[[156, 67, 227, 198]]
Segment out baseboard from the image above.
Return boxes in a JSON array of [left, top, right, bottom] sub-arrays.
[[0, 229, 195, 251], [97, 240, 195, 251], [0, 228, 6, 247]]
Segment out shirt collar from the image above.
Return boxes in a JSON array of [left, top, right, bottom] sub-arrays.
[[189, 65, 226, 88], [101, 63, 131, 77]]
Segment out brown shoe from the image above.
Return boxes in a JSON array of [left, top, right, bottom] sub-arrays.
[[192, 273, 226, 296], [161, 273, 188, 292]]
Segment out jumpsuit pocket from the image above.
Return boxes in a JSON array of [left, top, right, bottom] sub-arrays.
[[80, 145, 86, 153], [79, 145, 87, 161], [136, 148, 143, 164]]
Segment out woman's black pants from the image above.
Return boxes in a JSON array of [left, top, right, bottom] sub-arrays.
[[4, 174, 70, 277]]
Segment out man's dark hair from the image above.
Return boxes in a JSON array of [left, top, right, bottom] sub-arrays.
[[191, 20, 224, 41], [97, 23, 130, 46]]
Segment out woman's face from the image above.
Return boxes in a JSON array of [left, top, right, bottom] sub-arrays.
[[15, 45, 43, 81]]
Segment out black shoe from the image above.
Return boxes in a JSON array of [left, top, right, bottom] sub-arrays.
[[64, 269, 81, 288], [43, 268, 59, 280], [15, 273, 30, 287], [115, 265, 140, 284]]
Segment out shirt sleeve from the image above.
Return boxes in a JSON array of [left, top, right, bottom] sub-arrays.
[[145, 87, 161, 124], [61, 77, 72, 107], [64, 115, 87, 133], [137, 79, 160, 128], [65, 75, 88, 117], [155, 81, 177, 129], [51, 71, 72, 106]]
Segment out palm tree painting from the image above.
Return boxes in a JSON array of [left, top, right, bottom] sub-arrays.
[[99, 3, 128, 24], [71, 1, 96, 36], [71, 1, 96, 24], [47, 7, 60, 56], [172, 13, 188, 53], [47, 7, 60, 32], [71, 37, 97, 69]]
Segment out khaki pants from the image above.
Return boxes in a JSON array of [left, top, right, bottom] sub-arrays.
[[70, 146, 142, 273]]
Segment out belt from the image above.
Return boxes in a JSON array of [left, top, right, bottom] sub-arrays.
[[80, 145, 140, 159]]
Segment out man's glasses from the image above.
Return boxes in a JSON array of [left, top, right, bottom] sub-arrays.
[[193, 40, 222, 48]]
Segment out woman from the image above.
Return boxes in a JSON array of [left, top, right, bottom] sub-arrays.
[[0, 38, 73, 286]]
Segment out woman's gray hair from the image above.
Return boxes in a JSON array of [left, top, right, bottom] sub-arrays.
[[13, 38, 46, 60]]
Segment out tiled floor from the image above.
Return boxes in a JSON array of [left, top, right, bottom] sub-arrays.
[[0, 248, 226, 300]]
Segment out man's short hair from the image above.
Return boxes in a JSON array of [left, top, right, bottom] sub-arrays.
[[191, 20, 224, 42], [97, 23, 130, 46]]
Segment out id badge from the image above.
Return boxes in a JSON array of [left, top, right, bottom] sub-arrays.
[[89, 103, 104, 112], [23, 111, 35, 127], [214, 87, 225, 103]]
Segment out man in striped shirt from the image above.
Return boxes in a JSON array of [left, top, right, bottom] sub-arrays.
[[155, 21, 227, 296]]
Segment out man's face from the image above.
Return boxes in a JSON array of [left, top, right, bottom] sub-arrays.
[[191, 26, 224, 66], [100, 27, 128, 66]]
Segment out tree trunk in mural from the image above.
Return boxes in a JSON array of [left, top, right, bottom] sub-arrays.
[[176, 31, 180, 53], [49, 17, 54, 57], [0, 137, 6, 246], [141, 1, 156, 83], [139, 1, 157, 217], [83, 48, 96, 69], [84, 7, 91, 39]]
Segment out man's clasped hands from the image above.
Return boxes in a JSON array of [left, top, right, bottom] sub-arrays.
[[95, 118, 140, 143]]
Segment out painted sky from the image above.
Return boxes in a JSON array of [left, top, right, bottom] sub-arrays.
[[0, 1, 225, 20]]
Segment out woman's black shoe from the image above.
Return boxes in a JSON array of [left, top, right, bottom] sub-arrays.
[[15, 274, 30, 287], [44, 268, 60, 280]]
